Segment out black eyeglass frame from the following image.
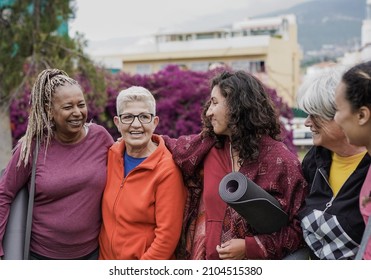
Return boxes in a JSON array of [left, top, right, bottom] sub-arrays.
[[118, 113, 155, 124]]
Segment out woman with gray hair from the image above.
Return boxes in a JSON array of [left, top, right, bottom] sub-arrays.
[[98, 86, 187, 260], [297, 67, 371, 259]]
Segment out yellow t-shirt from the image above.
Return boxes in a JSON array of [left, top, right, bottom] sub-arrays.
[[329, 151, 367, 196]]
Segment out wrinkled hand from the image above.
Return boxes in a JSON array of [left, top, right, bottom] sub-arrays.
[[216, 239, 246, 260]]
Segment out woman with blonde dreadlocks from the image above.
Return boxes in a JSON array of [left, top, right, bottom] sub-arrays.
[[0, 69, 114, 260]]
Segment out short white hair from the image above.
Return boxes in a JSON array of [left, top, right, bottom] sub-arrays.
[[116, 86, 156, 115], [297, 67, 345, 120]]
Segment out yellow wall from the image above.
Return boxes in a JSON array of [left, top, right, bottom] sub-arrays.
[[120, 22, 301, 106]]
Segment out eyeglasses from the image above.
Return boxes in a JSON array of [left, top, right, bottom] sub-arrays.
[[118, 113, 154, 124]]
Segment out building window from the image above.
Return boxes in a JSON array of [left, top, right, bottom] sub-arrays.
[[231, 60, 265, 73], [136, 64, 152, 75], [249, 61, 265, 73], [231, 60, 251, 71], [196, 33, 214, 40], [190, 62, 209, 72]]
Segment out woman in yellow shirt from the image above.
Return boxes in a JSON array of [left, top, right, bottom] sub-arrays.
[[297, 67, 371, 260]]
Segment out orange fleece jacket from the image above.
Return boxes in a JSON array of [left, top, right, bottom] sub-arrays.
[[99, 134, 187, 259]]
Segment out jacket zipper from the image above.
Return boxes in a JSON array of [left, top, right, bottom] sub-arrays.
[[110, 173, 125, 257], [317, 168, 335, 258], [318, 168, 335, 212], [324, 196, 335, 212], [110, 163, 143, 257]]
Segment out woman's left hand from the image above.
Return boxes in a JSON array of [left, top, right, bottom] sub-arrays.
[[216, 239, 246, 260]]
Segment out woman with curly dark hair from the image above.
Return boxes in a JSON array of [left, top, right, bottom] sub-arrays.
[[202, 71, 282, 164], [164, 70, 308, 260]]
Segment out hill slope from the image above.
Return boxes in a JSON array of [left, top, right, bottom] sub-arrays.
[[261, 0, 365, 52]]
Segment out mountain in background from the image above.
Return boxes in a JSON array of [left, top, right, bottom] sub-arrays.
[[257, 0, 365, 52], [179, 0, 365, 53], [87, 0, 365, 61]]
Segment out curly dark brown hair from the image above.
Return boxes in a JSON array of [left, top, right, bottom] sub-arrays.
[[201, 70, 281, 162]]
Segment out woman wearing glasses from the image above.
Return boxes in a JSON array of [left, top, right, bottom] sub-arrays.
[[297, 67, 370, 259], [98, 86, 187, 260]]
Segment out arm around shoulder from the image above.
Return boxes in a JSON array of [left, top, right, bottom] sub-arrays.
[[248, 150, 309, 259]]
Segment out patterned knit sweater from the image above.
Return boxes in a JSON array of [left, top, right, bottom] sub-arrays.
[[164, 134, 308, 259]]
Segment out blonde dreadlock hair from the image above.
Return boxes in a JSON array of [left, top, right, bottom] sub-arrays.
[[18, 68, 79, 167]]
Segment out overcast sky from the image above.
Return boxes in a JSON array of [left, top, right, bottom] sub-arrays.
[[69, 0, 308, 42]]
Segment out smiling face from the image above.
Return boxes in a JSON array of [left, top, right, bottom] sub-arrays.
[[304, 114, 346, 150], [114, 100, 159, 155], [334, 81, 371, 148], [205, 85, 231, 137], [51, 84, 87, 142]]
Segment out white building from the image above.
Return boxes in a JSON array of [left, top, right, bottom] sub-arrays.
[[90, 14, 302, 106], [361, 0, 371, 61], [339, 0, 371, 66]]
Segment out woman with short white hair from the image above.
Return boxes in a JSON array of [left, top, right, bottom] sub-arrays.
[[297, 67, 371, 259], [98, 86, 187, 260]]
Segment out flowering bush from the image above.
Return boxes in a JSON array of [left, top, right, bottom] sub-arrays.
[[9, 65, 295, 154], [9, 86, 31, 144], [104, 65, 211, 139], [9, 71, 107, 146]]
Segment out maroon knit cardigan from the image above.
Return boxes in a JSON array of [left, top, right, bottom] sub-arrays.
[[163, 134, 308, 259]]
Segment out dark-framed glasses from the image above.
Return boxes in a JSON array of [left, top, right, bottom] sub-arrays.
[[119, 113, 154, 124]]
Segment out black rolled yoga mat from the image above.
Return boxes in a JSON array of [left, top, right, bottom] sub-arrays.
[[219, 172, 288, 234]]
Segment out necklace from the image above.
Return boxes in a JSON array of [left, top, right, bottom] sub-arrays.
[[229, 143, 241, 172]]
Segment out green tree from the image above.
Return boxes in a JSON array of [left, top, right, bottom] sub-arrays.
[[0, 0, 105, 167]]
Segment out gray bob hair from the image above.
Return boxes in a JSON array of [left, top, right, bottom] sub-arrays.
[[297, 66, 345, 120]]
